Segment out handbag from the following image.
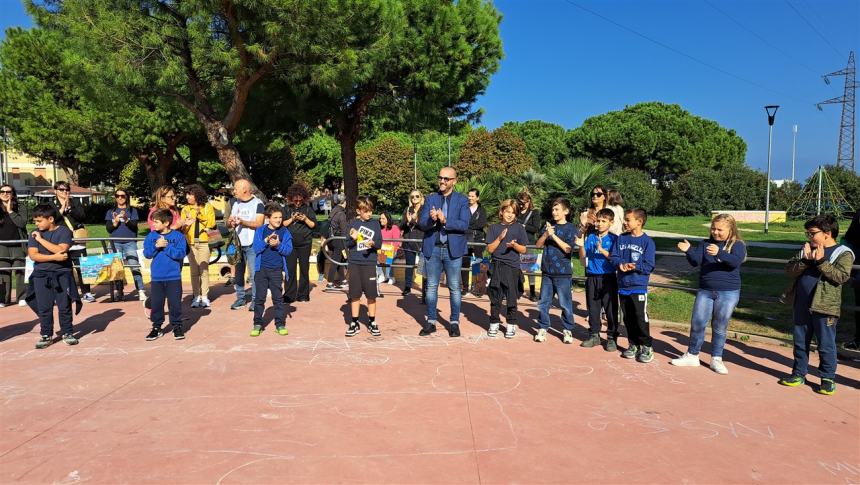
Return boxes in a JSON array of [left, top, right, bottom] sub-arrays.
[[206, 228, 223, 244]]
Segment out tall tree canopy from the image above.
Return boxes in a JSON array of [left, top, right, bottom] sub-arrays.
[[567, 101, 747, 181], [501, 120, 568, 168]]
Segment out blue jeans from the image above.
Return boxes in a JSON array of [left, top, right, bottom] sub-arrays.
[[688, 289, 740, 358], [425, 245, 462, 325], [110, 241, 144, 291], [792, 310, 839, 380], [234, 245, 257, 303], [538, 275, 574, 331]]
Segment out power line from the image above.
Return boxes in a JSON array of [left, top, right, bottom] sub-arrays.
[[783, 0, 844, 60], [702, 0, 829, 80], [563, 0, 811, 104]]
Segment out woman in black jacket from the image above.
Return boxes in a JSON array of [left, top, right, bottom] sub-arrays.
[[51, 181, 95, 302], [400, 189, 425, 297], [0, 184, 28, 307], [462, 188, 487, 296], [517, 189, 542, 301]]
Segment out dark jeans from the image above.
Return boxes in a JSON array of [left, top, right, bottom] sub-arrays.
[[538, 275, 574, 331], [853, 269, 860, 344], [150, 279, 182, 328], [33, 275, 73, 336], [585, 274, 619, 338], [0, 243, 25, 304], [620, 292, 651, 347], [792, 310, 839, 380], [285, 244, 312, 301], [254, 267, 286, 327]]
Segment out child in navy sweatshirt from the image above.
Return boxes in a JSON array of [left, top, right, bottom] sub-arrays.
[[610, 208, 656, 363], [143, 209, 188, 341], [344, 196, 383, 337], [672, 214, 746, 374], [250, 203, 294, 337]]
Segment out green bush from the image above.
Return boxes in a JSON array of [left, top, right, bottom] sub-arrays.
[[666, 165, 768, 216], [609, 168, 660, 213]]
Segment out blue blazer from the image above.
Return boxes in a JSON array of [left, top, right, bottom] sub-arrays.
[[418, 191, 471, 259]]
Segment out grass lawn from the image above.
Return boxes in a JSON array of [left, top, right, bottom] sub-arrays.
[[648, 216, 851, 246]]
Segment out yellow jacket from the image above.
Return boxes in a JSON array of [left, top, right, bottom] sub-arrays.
[[180, 203, 216, 244]]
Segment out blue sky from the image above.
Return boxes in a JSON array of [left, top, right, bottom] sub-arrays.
[[1, 0, 857, 181]]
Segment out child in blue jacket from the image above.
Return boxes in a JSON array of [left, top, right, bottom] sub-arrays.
[[250, 203, 294, 337], [610, 208, 656, 363], [143, 209, 188, 341]]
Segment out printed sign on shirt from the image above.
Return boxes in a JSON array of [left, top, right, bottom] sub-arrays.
[[356, 226, 376, 251]]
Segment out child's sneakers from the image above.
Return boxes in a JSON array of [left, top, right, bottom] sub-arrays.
[[562, 329, 574, 344], [779, 375, 805, 387], [504, 324, 517, 339], [580, 333, 600, 348], [35, 335, 52, 349], [671, 352, 700, 367], [621, 344, 638, 359], [710, 357, 728, 375], [173, 325, 185, 340], [191, 296, 202, 308], [145, 327, 163, 341], [534, 328, 547, 342], [605, 339, 617, 352], [200, 297, 211, 308], [817, 378, 836, 395], [369, 322, 381, 337], [250, 325, 263, 337], [345, 321, 360, 337], [138, 290, 147, 301], [230, 298, 245, 310], [636, 345, 654, 363], [276, 326, 289, 336], [62, 333, 79, 346], [487, 323, 500, 338]]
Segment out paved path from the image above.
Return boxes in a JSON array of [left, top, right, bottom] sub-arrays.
[[0, 283, 857, 483]]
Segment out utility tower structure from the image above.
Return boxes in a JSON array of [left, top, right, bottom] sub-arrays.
[[817, 50, 856, 171]]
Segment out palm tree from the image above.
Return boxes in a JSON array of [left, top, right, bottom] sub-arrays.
[[546, 157, 608, 209]]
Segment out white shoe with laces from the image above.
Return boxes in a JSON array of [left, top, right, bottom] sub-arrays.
[[710, 357, 728, 375], [670, 352, 701, 367], [200, 297, 211, 308], [190, 296, 201, 308]]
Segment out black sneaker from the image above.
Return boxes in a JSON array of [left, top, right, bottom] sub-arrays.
[[173, 325, 185, 340], [419, 324, 437, 336], [817, 378, 836, 395], [580, 334, 600, 348], [146, 328, 163, 341], [62, 333, 79, 346], [605, 339, 618, 352], [449, 324, 461, 338], [35, 335, 52, 349], [369, 322, 381, 337], [345, 322, 360, 337]]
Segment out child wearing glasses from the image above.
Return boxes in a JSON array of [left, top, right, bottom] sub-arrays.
[[106, 189, 146, 301], [779, 214, 854, 395], [672, 214, 746, 374]]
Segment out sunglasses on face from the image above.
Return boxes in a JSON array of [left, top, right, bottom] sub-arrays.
[[56, 187, 70, 192], [115, 194, 127, 198], [438, 176, 454, 182], [411, 195, 421, 199], [0, 190, 12, 194], [591, 192, 604, 197]]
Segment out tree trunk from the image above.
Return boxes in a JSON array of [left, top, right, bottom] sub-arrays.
[[201, 120, 267, 202], [338, 131, 360, 216], [138, 153, 166, 193]]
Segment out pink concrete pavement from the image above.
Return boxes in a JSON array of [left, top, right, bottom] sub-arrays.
[[0, 282, 858, 484]]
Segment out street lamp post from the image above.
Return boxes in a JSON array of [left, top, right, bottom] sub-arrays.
[[447, 117, 452, 167], [791, 124, 797, 182], [764, 105, 779, 234]]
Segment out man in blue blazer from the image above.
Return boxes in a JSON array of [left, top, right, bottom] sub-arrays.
[[418, 166, 471, 337]]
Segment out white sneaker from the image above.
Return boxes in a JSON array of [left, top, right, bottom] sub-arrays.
[[82, 292, 96, 302], [200, 297, 211, 308], [488, 323, 500, 337], [388, 277, 395, 285], [671, 352, 701, 367], [138, 290, 147, 301], [505, 324, 517, 339], [711, 357, 728, 375], [19, 299, 27, 306], [534, 328, 547, 342], [563, 329, 574, 344], [190, 296, 201, 308]]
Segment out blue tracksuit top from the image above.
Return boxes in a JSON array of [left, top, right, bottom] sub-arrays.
[[143, 230, 187, 282], [252, 224, 294, 277], [584, 232, 617, 275], [685, 239, 746, 291], [610, 231, 655, 294]]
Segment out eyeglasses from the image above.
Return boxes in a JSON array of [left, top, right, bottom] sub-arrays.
[[411, 195, 421, 199], [0, 190, 12, 194], [115, 194, 127, 198], [591, 192, 604, 197], [438, 176, 455, 182], [56, 187, 70, 192], [805, 230, 823, 238]]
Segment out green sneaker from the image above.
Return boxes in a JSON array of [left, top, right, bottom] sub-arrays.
[[817, 378, 836, 395], [778, 375, 805, 387], [580, 334, 600, 348], [250, 325, 263, 337], [605, 339, 618, 352], [621, 344, 638, 359], [276, 326, 289, 336], [636, 345, 654, 363], [35, 335, 52, 349]]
